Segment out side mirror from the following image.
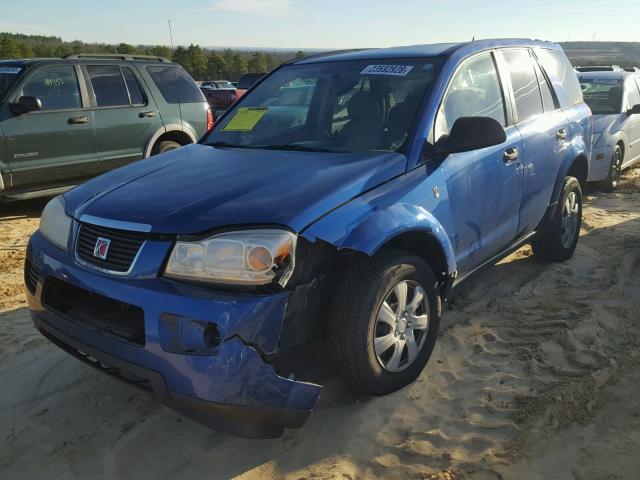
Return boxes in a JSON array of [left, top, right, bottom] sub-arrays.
[[626, 104, 640, 116], [436, 116, 507, 155], [10, 96, 42, 115]]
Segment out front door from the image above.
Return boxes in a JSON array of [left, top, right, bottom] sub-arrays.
[[1, 64, 98, 190], [434, 52, 524, 274], [82, 64, 163, 171]]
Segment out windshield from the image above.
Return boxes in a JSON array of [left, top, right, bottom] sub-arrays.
[[580, 77, 623, 114], [205, 59, 440, 153], [0, 66, 22, 98]]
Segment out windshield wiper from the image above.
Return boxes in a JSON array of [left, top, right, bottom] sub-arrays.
[[259, 144, 345, 153]]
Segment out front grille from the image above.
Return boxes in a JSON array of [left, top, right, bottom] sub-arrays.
[[24, 259, 39, 294], [76, 223, 146, 273], [43, 277, 146, 346]]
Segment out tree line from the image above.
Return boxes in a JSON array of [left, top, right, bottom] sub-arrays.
[[0, 32, 307, 81]]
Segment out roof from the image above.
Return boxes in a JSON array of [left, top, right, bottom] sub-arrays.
[[0, 55, 176, 67], [293, 38, 561, 64]]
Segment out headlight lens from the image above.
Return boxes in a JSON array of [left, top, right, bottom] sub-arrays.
[[164, 229, 297, 286], [39, 196, 72, 250]]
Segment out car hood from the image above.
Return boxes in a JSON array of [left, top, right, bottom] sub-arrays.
[[65, 143, 407, 234]]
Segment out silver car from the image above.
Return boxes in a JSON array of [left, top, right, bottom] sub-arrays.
[[578, 68, 640, 191]]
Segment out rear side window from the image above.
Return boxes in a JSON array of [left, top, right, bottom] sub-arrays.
[[146, 66, 204, 104], [87, 65, 129, 107], [435, 52, 506, 139], [19, 65, 82, 111], [536, 49, 583, 106], [122, 67, 145, 105], [502, 49, 544, 123]]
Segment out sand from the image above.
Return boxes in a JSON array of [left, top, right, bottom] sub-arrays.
[[0, 168, 638, 480]]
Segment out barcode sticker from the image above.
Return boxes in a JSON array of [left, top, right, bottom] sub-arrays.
[[361, 65, 414, 76]]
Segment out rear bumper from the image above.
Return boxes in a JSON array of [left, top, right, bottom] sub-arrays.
[[26, 231, 321, 438]]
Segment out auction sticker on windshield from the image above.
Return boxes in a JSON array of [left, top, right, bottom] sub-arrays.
[[0, 67, 21, 74], [361, 65, 414, 76], [223, 107, 268, 131]]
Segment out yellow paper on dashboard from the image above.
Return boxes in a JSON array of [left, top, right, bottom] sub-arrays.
[[222, 107, 268, 131]]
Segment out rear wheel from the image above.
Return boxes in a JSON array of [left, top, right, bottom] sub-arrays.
[[152, 140, 181, 155], [327, 251, 441, 395], [531, 176, 582, 261], [603, 144, 623, 192]]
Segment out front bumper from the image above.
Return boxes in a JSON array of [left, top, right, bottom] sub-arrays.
[[588, 144, 614, 183], [26, 231, 321, 438]]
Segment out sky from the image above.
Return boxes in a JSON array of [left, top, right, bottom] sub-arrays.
[[2, 0, 640, 49]]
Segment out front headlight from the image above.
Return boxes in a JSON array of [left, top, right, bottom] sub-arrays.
[[164, 229, 297, 287], [39, 196, 72, 250]]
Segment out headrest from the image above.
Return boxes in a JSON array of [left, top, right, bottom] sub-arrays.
[[348, 91, 381, 121]]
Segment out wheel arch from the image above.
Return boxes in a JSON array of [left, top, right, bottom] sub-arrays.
[[144, 125, 197, 158], [304, 203, 458, 296]]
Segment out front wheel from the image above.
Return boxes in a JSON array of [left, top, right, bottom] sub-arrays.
[[531, 176, 582, 261], [603, 144, 623, 192], [327, 251, 441, 395]]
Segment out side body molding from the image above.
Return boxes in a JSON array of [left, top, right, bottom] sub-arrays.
[[301, 165, 458, 277]]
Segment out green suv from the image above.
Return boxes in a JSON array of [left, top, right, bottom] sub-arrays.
[[0, 54, 212, 199]]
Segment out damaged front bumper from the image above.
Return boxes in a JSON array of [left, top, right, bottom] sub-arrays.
[[25, 231, 321, 438]]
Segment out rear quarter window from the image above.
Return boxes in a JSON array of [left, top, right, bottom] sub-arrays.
[[146, 66, 205, 104], [536, 48, 583, 106]]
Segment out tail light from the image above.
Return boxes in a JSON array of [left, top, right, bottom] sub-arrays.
[[206, 107, 214, 130]]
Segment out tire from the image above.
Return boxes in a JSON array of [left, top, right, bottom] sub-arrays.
[[327, 250, 441, 395], [602, 144, 623, 192], [531, 176, 582, 262], [152, 140, 181, 156]]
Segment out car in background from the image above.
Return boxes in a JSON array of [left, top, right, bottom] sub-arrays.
[[26, 39, 591, 437], [0, 53, 212, 200], [575, 65, 625, 73], [201, 80, 235, 89], [236, 72, 266, 97], [199, 81, 238, 113], [578, 67, 640, 190]]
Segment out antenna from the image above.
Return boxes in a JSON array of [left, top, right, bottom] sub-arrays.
[[168, 19, 175, 52]]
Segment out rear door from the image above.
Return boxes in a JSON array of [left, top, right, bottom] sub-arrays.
[[1, 64, 98, 190], [435, 51, 524, 273], [497, 48, 570, 234], [83, 64, 163, 172]]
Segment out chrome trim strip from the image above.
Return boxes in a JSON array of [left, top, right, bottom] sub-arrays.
[[78, 214, 152, 233]]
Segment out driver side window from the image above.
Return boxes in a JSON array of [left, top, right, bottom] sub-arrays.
[[434, 53, 506, 140], [18, 65, 82, 111]]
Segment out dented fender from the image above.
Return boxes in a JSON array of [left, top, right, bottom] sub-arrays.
[[302, 165, 457, 277]]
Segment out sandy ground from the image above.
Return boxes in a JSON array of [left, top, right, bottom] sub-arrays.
[[0, 168, 639, 480]]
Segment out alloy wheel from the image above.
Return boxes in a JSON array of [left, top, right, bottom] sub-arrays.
[[374, 280, 430, 372]]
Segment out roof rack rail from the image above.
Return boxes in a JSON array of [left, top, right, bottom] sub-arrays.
[[624, 67, 640, 73], [574, 65, 624, 73], [285, 48, 370, 64], [63, 53, 171, 62]]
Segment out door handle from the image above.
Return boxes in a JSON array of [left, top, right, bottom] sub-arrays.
[[139, 111, 157, 118], [556, 128, 567, 140], [503, 147, 519, 163], [68, 116, 89, 124]]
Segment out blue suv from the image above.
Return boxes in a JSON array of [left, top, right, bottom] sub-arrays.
[[25, 39, 592, 437]]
